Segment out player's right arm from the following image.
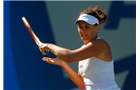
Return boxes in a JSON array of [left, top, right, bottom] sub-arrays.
[[39, 39, 111, 63], [42, 57, 85, 89]]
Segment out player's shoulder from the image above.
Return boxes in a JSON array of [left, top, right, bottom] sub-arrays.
[[93, 38, 110, 48]]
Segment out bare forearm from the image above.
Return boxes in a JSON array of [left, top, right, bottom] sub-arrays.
[[47, 43, 72, 62], [61, 62, 85, 89]]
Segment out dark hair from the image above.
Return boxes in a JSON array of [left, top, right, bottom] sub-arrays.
[[79, 6, 107, 25]]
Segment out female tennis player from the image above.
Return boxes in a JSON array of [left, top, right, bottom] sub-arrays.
[[39, 6, 120, 90]]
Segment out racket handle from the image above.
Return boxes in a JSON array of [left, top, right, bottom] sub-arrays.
[[39, 43, 49, 55], [44, 49, 49, 55], [41, 49, 49, 55]]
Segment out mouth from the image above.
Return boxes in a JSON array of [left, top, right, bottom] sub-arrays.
[[81, 34, 87, 37], [81, 34, 88, 39]]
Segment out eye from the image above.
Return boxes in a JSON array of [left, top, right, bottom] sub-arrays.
[[78, 25, 83, 29], [85, 26, 90, 29]]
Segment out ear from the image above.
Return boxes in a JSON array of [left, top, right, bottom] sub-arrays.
[[95, 25, 100, 33]]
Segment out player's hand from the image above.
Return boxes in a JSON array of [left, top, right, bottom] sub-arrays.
[[42, 57, 64, 66], [39, 43, 49, 55]]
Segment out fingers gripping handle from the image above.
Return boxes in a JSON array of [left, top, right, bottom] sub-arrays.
[[39, 44, 49, 55], [39, 48, 49, 55], [44, 49, 49, 55]]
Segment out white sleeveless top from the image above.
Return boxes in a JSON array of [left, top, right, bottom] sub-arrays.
[[78, 37, 120, 90]]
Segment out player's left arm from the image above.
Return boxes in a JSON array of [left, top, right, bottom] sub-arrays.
[[42, 57, 85, 89]]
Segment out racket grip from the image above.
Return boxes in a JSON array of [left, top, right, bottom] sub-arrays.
[[43, 49, 49, 55], [44, 49, 49, 54], [39, 43, 49, 55]]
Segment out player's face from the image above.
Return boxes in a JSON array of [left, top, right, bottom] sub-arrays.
[[77, 21, 99, 44]]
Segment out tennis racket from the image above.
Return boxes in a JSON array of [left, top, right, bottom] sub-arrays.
[[22, 17, 49, 55]]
